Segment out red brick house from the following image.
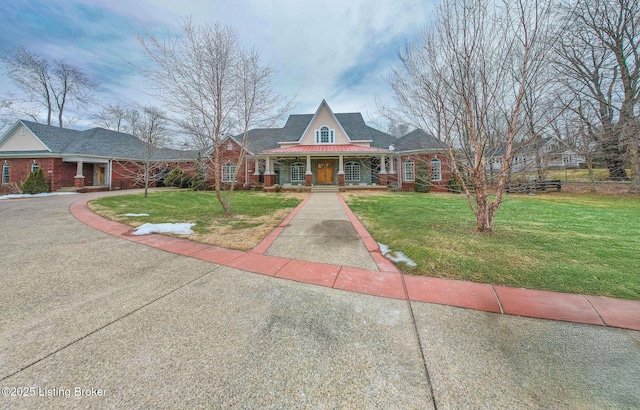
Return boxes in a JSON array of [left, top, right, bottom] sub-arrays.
[[1, 101, 451, 194], [238, 100, 452, 192]]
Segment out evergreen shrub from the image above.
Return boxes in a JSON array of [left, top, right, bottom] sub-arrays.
[[164, 168, 191, 188], [414, 164, 431, 193], [21, 169, 49, 194]]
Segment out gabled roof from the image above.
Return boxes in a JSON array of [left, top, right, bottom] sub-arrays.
[[236, 102, 401, 154], [293, 100, 353, 144], [0, 120, 195, 161]]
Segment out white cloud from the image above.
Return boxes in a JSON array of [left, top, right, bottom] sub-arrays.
[[1, 0, 437, 124]]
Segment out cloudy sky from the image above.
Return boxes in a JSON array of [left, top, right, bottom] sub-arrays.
[[0, 0, 437, 127]]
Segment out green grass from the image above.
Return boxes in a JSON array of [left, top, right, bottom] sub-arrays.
[[344, 192, 640, 300], [90, 190, 302, 235]]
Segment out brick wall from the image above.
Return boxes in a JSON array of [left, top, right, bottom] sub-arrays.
[[0, 158, 65, 193], [203, 141, 249, 190], [398, 153, 452, 193]]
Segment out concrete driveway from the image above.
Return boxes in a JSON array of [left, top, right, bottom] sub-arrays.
[[1, 192, 639, 409]]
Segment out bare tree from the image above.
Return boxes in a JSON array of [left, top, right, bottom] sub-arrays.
[[387, 0, 555, 232], [138, 17, 289, 215], [2, 46, 53, 124], [92, 103, 131, 132], [51, 60, 97, 128], [556, 0, 640, 190], [1, 46, 97, 127], [113, 106, 171, 198]]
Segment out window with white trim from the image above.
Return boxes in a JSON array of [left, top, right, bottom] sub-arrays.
[[290, 162, 306, 183], [431, 158, 442, 181], [2, 162, 9, 184], [404, 160, 415, 182], [315, 125, 335, 144], [31, 162, 39, 173], [222, 162, 236, 182], [344, 161, 360, 182]]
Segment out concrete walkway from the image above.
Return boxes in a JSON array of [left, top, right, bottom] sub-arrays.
[[1, 190, 639, 408], [264, 193, 379, 271]]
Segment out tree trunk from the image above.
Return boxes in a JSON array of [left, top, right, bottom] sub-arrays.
[[629, 143, 640, 193], [606, 159, 629, 181], [144, 167, 149, 198], [474, 190, 494, 232]]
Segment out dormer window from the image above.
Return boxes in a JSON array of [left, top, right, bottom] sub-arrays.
[[315, 126, 335, 144]]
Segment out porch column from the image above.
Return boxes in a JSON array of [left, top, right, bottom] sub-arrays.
[[305, 155, 312, 186], [264, 156, 276, 187], [74, 161, 85, 189], [250, 159, 260, 186], [378, 155, 388, 186], [388, 155, 397, 187], [338, 155, 345, 186], [107, 160, 112, 191]]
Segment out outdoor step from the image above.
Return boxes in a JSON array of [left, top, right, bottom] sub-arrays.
[[311, 185, 339, 193], [57, 187, 79, 192]]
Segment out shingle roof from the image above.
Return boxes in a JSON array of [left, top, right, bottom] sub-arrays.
[[238, 112, 399, 152], [395, 129, 445, 151], [16, 120, 195, 161]]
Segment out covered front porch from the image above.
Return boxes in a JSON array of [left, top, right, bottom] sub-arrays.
[[251, 145, 398, 190], [60, 156, 111, 191]]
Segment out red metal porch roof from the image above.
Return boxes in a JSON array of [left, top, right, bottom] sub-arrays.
[[262, 144, 391, 154]]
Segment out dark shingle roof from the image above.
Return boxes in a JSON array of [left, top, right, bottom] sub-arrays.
[[17, 120, 194, 161], [395, 129, 445, 151], [239, 112, 399, 150]]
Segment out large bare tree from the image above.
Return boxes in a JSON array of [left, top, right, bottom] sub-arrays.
[[138, 18, 289, 215], [1, 46, 97, 127], [556, 0, 640, 190], [388, 0, 555, 232]]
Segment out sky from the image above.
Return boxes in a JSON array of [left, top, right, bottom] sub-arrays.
[[0, 0, 437, 128]]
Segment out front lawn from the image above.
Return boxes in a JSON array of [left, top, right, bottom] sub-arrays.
[[343, 192, 640, 300], [90, 190, 304, 251]]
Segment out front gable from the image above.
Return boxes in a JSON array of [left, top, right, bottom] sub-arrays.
[[0, 122, 50, 152], [296, 100, 352, 146]]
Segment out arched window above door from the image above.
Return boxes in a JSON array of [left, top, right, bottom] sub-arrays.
[[315, 125, 335, 144]]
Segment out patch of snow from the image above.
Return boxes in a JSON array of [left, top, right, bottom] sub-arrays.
[[132, 223, 195, 236], [117, 213, 150, 217], [0, 192, 78, 200], [378, 242, 417, 267]]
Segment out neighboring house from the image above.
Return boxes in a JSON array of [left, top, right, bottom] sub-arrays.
[[0, 120, 194, 193], [0, 100, 452, 193], [487, 136, 585, 175]]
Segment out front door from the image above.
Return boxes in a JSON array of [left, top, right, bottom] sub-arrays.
[[317, 161, 334, 184], [95, 165, 106, 186]]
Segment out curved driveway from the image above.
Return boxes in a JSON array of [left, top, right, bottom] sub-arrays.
[[1, 191, 639, 408]]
